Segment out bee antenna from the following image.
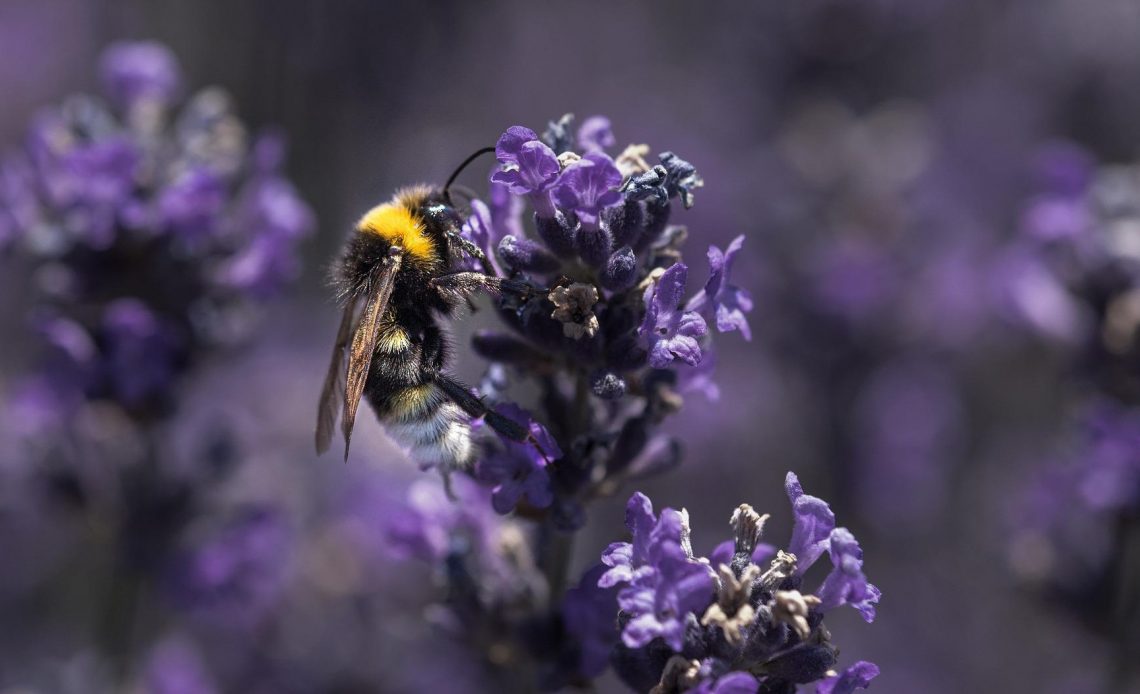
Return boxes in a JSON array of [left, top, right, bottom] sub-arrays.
[[443, 146, 496, 206]]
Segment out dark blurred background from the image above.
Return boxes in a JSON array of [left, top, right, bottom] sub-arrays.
[[4, 0, 1140, 692]]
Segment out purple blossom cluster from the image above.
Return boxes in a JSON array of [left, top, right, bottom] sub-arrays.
[[0, 40, 313, 420], [455, 115, 750, 525], [584, 473, 878, 693], [1005, 147, 1140, 648]]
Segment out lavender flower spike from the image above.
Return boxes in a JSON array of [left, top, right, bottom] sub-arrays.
[[639, 263, 708, 368], [687, 234, 754, 340]]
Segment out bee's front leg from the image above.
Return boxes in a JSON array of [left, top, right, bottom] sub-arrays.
[[431, 272, 534, 302]]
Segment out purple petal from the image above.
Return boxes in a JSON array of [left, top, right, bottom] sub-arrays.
[[648, 341, 678, 369], [817, 661, 880, 694], [491, 482, 524, 514], [663, 334, 703, 366], [816, 528, 880, 621], [622, 612, 664, 649], [677, 311, 709, 338], [495, 125, 540, 162], [786, 472, 836, 573], [577, 116, 615, 152], [709, 672, 761, 694], [522, 466, 553, 508], [654, 263, 689, 312]]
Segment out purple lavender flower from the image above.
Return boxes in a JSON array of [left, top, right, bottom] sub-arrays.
[[476, 404, 561, 514], [602, 485, 878, 692], [599, 492, 687, 588], [157, 168, 226, 238], [577, 116, 616, 153], [458, 199, 500, 273], [687, 235, 754, 340], [817, 661, 881, 694], [100, 41, 181, 108], [639, 263, 708, 368], [492, 126, 561, 217], [26, 109, 140, 250], [785, 471, 837, 573], [4, 42, 313, 415], [815, 528, 881, 622], [618, 548, 714, 650]]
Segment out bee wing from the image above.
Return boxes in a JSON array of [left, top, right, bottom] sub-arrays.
[[315, 293, 359, 455], [340, 252, 403, 461]]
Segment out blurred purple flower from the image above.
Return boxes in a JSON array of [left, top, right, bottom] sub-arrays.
[[157, 168, 226, 238], [577, 116, 616, 153], [167, 507, 292, 628], [385, 476, 497, 564], [639, 263, 707, 368], [27, 110, 140, 249], [100, 41, 181, 108], [686, 234, 753, 340], [677, 348, 721, 402], [1079, 404, 1140, 511], [100, 299, 181, 407], [992, 247, 1088, 343], [563, 564, 620, 678]]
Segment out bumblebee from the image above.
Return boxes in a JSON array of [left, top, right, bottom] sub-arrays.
[[315, 149, 530, 473]]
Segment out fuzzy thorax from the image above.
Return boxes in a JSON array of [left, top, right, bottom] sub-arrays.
[[356, 201, 438, 266]]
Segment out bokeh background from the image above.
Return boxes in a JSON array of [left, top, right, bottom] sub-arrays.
[[3, 1, 1140, 692]]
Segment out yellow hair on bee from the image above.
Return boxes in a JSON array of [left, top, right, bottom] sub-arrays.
[[357, 201, 437, 265], [375, 322, 411, 354], [388, 383, 437, 421]]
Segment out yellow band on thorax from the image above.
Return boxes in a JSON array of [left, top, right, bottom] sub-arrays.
[[357, 203, 437, 264]]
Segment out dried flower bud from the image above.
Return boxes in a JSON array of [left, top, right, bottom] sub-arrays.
[[549, 283, 600, 339], [772, 590, 822, 640], [701, 563, 761, 644]]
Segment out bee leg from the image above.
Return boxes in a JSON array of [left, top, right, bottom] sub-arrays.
[[432, 372, 530, 443], [431, 272, 533, 301], [447, 231, 495, 276]]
